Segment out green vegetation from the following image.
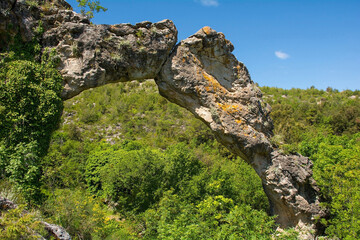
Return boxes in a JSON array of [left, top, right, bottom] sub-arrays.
[[39, 81, 360, 239], [262, 86, 360, 239], [262, 86, 360, 151], [0, 25, 63, 203], [0, 5, 359, 238], [38, 80, 274, 239], [0, 204, 46, 239], [76, 0, 107, 19], [300, 134, 360, 239], [1, 60, 359, 238]]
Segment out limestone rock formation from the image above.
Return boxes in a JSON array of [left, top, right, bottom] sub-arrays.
[[43, 222, 72, 240], [0, 0, 324, 231], [157, 27, 274, 162], [156, 26, 323, 229], [42, 16, 177, 99], [0, 0, 177, 99]]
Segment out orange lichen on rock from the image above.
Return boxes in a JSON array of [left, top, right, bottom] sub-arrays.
[[235, 119, 242, 124], [217, 102, 242, 114], [202, 26, 211, 35], [202, 71, 226, 94]]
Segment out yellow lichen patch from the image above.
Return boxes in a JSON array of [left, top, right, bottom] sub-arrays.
[[182, 57, 186, 63], [235, 119, 242, 124], [202, 26, 212, 35], [165, 34, 169, 38], [217, 103, 242, 115], [202, 71, 226, 94]]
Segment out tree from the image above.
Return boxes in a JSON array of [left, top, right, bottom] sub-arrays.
[[76, 0, 107, 19], [0, 37, 63, 203]]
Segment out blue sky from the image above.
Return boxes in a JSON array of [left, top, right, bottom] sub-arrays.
[[67, 0, 360, 90]]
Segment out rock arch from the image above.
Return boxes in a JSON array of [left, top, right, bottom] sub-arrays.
[[1, 0, 323, 230]]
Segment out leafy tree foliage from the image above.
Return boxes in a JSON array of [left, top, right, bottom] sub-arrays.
[[262, 86, 360, 238], [261, 86, 360, 153], [0, 28, 63, 203], [76, 0, 107, 19], [300, 134, 360, 239], [85, 142, 266, 215], [0, 205, 46, 240], [86, 144, 167, 213], [143, 191, 277, 239], [0, 59, 63, 153], [37, 80, 359, 239], [42, 189, 130, 240]]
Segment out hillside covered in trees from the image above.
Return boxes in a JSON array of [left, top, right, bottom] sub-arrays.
[[1, 74, 359, 239], [0, 0, 359, 239]]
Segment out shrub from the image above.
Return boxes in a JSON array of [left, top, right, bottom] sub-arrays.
[[143, 191, 275, 239], [0, 56, 63, 203], [300, 134, 360, 239], [0, 205, 46, 239], [86, 144, 166, 213]]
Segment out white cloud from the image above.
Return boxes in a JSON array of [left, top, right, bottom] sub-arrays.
[[196, 0, 219, 7], [275, 51, 290, 60]]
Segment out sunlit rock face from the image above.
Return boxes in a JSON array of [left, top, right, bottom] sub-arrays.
[[47, 18, 177, 99], [156, 27, 274, 162], [156, 26, 323, 229], [0, 0, 324, 231], [41, 10, 177, 99], [0, 0, 177, 99]]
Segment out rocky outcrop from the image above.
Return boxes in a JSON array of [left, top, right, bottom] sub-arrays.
[[42, 15, 177, 99], [43, 222, 71, 240], [0, 0, 177, 99], [0, 0, 324, 231], [156, 27, 323, 229], [0, 195, 18, 210], [0, 196, 71, 240]]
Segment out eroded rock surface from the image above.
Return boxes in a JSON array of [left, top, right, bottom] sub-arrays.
[[0, 0, 324, 231], [156, 27, 274, 163], [44, 16, 177, 99], [157, 27, 324, 228], [43, 222, 72, 240], [0, 0, 177, 99]]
